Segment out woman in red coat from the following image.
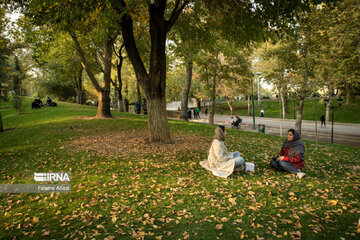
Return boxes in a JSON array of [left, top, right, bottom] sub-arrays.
[[270, 129, 306, 179]]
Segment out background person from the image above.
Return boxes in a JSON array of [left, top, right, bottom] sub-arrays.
[[321, 113, 326, 128]]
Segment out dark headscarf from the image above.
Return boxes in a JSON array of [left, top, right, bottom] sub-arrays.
[[282, 129, 305, 160]]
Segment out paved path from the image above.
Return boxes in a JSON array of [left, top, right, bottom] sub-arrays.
[[190, 114, 360, 147]]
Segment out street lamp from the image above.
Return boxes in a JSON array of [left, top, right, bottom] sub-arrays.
[[324, 97, 343, 144]]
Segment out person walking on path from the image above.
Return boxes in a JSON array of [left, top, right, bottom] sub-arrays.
[[135, 101, 141, 114], [270, 129, 306, 179], [321, 113, 326, 128], [200, 125, 245, 178], [195, 107, 200, 119]]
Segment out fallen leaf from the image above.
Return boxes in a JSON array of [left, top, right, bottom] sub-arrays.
[[215, 224, 223, 230]]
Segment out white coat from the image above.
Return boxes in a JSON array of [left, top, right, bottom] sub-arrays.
[[200, 139, 244, 178]]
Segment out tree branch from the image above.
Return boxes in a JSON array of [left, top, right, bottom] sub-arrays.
[[110, 77, 119, 91], [116, 0, 149, 86], [166, 0, 188, 32], [95, 55, 105, 73], [69, 31, 102, 91]]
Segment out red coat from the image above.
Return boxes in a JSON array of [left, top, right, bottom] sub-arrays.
[[279, 147, 305, 170]]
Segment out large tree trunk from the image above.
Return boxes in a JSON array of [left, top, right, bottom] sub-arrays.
[[70, 31, 113, 118], [180, 56, 192, 121], [117, 0, 187, 143], [147, 95, 170, 142], [97, 89, 112, 117], [0, 112, 3, 132]]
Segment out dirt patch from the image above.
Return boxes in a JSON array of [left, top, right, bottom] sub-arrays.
[[68, 129, 210, 158]]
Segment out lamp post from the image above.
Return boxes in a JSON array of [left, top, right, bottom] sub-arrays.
[[324, 96, 343, 144]]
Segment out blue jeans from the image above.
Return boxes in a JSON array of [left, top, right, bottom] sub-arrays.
[[233, 151, 244, 167], [270, 159, 300, 174]]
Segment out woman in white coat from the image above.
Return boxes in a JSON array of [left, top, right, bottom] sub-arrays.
[[200, 125, 245, 178]]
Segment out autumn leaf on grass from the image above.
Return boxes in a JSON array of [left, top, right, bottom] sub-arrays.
[[32, 216, 39, 224], [97, 224, 105, 229], [220, 217, 229, 222], [233, 219, 243, 224], [216, 224, 223, 230], [290, 231, 301, 239], [42, 230, 50, 236], [328, 200, 338, 206], [229, 197, 237, 205]]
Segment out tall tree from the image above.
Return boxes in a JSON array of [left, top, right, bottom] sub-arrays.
[[255, 40, 298, 119], [112, 0, 189, 143], [14, 1, 119, 117]]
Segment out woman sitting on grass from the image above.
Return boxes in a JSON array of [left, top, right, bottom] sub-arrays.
[[200, 125, 245, 178], [270, 128, 306, 179]]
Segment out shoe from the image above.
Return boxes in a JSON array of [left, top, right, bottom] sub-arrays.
[[296, 172, 306, 179]]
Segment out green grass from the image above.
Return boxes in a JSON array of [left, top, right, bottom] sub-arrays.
[[216, 98, 360, 123], [0, 98, 359, 239]]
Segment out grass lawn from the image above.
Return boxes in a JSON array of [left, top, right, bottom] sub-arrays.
[[215, 98, 360, 124], [0, 99, 359, 239]]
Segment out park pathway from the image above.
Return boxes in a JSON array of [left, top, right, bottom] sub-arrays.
[[190, 114, 360, 147]]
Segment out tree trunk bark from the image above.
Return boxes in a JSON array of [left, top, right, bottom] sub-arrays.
[[114, 44, 126, 112], [209, 54, 218, 125], [295, 98, 305, 134], [0, 112, 3, 132], [97, 89, 112, 117], [116, 59, 125, 112], [136, 81, 142, 105], [75, 67, 83, 104], [326, 93, 331, 122], [281, 92, 286, 119], [117, 86, 124, 112], [345, 89, 351, 105], [247, 94, 251, 116], [147, 95, 171, 143], [180, 56, 192, 121]]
